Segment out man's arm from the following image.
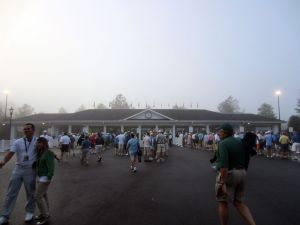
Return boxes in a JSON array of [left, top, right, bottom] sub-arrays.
[[0, 151, 15, 168]]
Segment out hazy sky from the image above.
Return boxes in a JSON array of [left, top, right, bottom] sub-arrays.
[[0, 0, 299, 120]]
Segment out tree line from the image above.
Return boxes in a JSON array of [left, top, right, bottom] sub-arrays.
[[1, 93, 299, 126]]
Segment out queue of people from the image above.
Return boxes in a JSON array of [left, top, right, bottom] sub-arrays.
[[255, 130, 300, 160]]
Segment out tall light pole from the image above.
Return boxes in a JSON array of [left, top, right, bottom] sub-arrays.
[[275, 90, 282, 133], [3, 90, 9, 120], [275, 90, 281, 120], [9, 106, 14, 140]]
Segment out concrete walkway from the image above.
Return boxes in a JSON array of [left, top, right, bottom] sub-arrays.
[[0, 146, 299, 225]]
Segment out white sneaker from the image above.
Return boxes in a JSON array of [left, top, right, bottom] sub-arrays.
[[25, 212, 33, 222], [133, 167, 137, 172], [0, 216, 8, 225]]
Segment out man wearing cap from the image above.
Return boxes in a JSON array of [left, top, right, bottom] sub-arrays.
[[264, 131, 273, 158], [215, 123, 256, 225], [156, 130, 167, 162], [40, 130, 54, 149]]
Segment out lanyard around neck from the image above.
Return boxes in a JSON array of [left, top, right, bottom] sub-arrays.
[[24, 137, 34, 154]]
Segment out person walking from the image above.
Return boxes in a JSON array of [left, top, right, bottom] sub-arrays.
[[156, 130, 167, 162], [34, 137, 55, 225], [143, 132, 151, 162], [291, 131, 300, 160], [279, 132, 290, 159], [0, 123, 37, 224], [81, 136, 91, 166], [126, 133, 140, 173], [94, 133, 104, 162], [264, 131, 273, 158], [116, 132, 125, 156], [59, 132, 71, 162], [215, 123, 256, 225]]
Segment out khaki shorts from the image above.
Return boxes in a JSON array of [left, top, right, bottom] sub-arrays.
[[144, 147, 151, 155], [215, 169, 246, 203], [156, 144, 166, 154]]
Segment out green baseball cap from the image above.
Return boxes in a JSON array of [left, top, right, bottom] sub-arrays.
[[218, 123, 233, 132]]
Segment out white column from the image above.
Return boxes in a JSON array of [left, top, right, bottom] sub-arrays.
[[50, 125, 55, 136], [68, 125, 72, 134], [206, 125, 210, 134], [121, 125, 124, 132], [155, 125, 158, 131], [138, 125, 142, 140], [273, 125, 279, 134], [103, 125, 107, 133]]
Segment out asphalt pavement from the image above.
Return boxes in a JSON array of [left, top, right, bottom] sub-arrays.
[[0, 146, 300, 225]]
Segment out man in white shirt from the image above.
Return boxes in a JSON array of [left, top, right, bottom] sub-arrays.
[[143, 132, 152, 162], [40, 130, 54, 148], [0, 123, 37, 224], [59, 132, 71, 161], [116, 133, 125, 156]]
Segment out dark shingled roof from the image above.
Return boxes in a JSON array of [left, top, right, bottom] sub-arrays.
[[13, 109, 280, 123]]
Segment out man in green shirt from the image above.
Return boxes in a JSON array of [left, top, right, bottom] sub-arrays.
[[215, 123, 256, 225]]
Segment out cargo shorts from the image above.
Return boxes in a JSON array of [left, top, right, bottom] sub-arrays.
[[215, 169, 246, 203]]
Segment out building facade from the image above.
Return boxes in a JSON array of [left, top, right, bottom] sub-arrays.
[[10, 109, 282, 140]]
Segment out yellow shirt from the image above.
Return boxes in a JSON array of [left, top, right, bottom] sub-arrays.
[[279, 135, 290, 144]]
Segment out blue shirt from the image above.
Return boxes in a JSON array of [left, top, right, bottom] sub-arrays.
[[81, 139, 90, 149], [292, 132, 300, 143], [265, 134, 273, 146], [127, 138, 140, 154]]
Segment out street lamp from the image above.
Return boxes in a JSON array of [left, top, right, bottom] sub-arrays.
[[275, 90, 282, 133], [275, 90, 281, 120], [3, 90, 9, 120], [9, 107, 14, 140]]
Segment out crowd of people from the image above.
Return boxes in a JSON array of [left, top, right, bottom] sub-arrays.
[[173, 129, 300, 161], [0, 122, 299, 225]]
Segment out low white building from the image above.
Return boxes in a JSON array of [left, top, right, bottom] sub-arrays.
[[10, 108, 282, 140]]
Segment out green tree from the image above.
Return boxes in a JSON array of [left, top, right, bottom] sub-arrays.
[[96, 103, 108, 109], [109, 94, 130, 109], [288, 115, 300, 132], [14, 104, 34, 118], [172, 104, 186, 109], [257, 103, 276, 119], [58, 107, 67, 113], [295, 97, 300, 115], [217, 96, 241, 113], [76, 104, 86, 112]]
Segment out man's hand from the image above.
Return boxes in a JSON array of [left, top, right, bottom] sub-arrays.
[[222, 183, 227, 194], [0, 151, 15, 169]]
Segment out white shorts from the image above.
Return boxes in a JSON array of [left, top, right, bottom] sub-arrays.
[[291, 143, 300, 152], [95, 145, 103, 153]]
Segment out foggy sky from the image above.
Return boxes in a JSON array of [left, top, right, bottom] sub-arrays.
[[0, 0, 300, 120]]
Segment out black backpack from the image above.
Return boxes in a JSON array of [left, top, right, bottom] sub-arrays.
[[96, 136, 104, 145], [242, 132, 257, 170]]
